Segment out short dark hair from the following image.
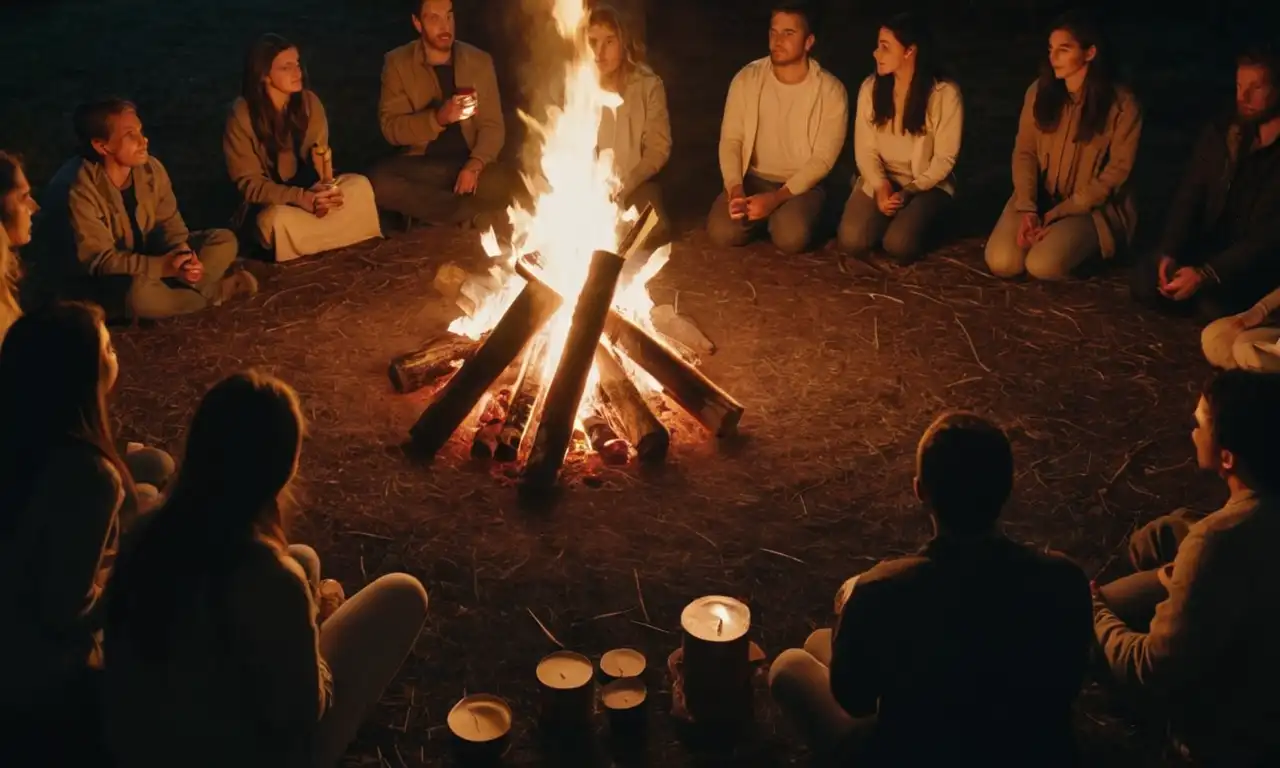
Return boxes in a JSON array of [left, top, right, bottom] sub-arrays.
[[72, 98, 137, 160], [1203, 370, 1280, 494], [916, 411, 1014, 534], [771, 1, 816, 37], [1238, 40, 1279, 83]]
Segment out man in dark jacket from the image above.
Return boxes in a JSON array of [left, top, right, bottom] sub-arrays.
[[1132, 43, 1280, 319]]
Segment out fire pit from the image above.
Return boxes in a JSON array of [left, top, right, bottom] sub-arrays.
[[388, 0, 745, 490]]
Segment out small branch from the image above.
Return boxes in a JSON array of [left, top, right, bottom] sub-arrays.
[[527, 607, 565, 648], [630, 619, 672, 635], [953, 315, 992, 372], [760, 547, 806, 564], [1104, 439, 1154, 489], [344, 530, 394, 541], [633, 568, 651, 624], [940, 255, 995, 279]]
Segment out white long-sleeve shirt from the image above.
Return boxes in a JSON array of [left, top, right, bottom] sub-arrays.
[[853, 75, 963, 197]]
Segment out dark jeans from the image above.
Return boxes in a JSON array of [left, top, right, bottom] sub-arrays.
[[369, 155, 521, 228], [1129, 251, 1278, 321]]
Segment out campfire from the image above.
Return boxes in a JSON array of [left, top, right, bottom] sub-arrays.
[[390, 0, 744, 490]]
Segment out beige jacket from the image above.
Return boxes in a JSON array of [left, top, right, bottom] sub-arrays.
[[853, 75, 964, 197], [1012, 81, 1143, 258], [223, 91, 329, 223], [598, 65, 671, 199], [42, 156, 190, 280], [378, 40, 504, 165]]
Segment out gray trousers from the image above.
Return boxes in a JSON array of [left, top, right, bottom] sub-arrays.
[[369, 155, 519, 228], [984, 198, 1099, 280], [706, 174, 825, 255], [769, 628, 876, 763], [1098, 509, 1200, 632], [127, 229, 239, 320], [837, 185, 951, 264], [287, 545, 429, 767]]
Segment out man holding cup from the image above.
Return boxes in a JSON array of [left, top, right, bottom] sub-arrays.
[[372, 0, 515, 230]]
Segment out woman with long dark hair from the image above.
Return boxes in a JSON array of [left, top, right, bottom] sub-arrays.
[[838, 12, 963, 265], [0, 151, 38, 340], [984, 11, 1143, 280], [104, 370, 428, 767], [224, 34, 381, 262], [0, 302, 138, 750]]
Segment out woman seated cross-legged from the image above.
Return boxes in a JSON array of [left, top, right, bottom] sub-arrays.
[[103, 370, 428, 768], [838, 13, 963, 266], [224, 34, 382, 263], [1202, 284, 1280, 371], [984, 11, 1143, 281]]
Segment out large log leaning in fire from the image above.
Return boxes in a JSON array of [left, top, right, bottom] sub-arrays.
[[388, 332, 482, 394], [494, 332, 549, 462], [514, 259, 744, 437], [595, 343, 669, 462], [522, 249, 626, 490], [408, 282, 563, 455]]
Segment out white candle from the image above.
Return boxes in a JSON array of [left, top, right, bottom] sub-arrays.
[[680, 595, 750, 642], [600, 648, 646, 679], [601, 678, 647, 711], [536, 651, 593, 689], [447, 694, 512, 743]]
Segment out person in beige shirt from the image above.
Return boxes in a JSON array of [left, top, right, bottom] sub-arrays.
[[1094, 371, 1280, 764], [371, 0, 517, 230], [708, 2, 848, 255], [984, 12, 1143, 281], [1202, 284, 1280, 371], [587, 4, 672, 246], [1, 150, 38, 341], [224, 34, 382, 263]]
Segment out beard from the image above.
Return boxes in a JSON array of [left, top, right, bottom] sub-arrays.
[[1238, 97, 1280, 127], [424, 31, 453, 54]]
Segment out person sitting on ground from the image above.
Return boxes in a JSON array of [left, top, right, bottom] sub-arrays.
[[707, 1, 847, 255], [1131, 43, 1280, 320], [0, 302, 158, 758], [984, 11, 1142, 281], [103, 370, 429, 768], [371, 0, 515, 230], [37, 98, 255, 320], [587, 3, 672, 245], [1, 150, 39, 340], [769, 411, 1092, 766], [224, 34, 382, 263], [1202, 284, 1280, 371], [837, 12, 962, 266], [1093, 371, 1280, 765]]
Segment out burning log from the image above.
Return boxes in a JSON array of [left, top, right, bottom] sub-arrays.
[[583, 413, 630, 465], [470, 388, 512, 459], [387, 332, 481, 394], [515, 259, 744, 438], [495, 333, 549, 462], [595, 343, 669, 463], [523, 249, 626, 490], [408, 281, 563, 455]]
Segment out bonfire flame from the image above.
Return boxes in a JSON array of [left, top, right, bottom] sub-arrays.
[[449, 0, 670, 421]]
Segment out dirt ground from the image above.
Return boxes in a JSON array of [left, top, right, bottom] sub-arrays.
[[0, 0, 1262, 765]]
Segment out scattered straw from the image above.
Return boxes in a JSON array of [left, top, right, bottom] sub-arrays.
[[634, 568, 651, 623], [527, 608, 565, 648]]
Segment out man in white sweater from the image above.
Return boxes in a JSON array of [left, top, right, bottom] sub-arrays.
[[707, 2, 847, 255]]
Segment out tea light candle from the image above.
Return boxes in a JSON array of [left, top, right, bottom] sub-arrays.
[[681, 595, 750, 642], [600, 648, 647, 681], [601, 677, 647, 733], [680, 595, 753, 725], [536, 650, 594, 728], [447, 694, 512, 762]]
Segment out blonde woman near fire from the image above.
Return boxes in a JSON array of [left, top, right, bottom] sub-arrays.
[[587, 3, 672, 246]]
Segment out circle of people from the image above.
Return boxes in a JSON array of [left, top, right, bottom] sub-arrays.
[[1, 1, 1278, 766]]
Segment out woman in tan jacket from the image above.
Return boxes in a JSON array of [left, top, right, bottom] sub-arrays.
[[1, 151, 38, 340], [224, 34, 381, 263], [985, 12, 1143, 281], [588, 4, 672, 244]]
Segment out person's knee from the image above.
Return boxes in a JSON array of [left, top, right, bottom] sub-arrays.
[[707, 207, 747, 248], [1023, 249, 1076, 281], [1201, 319, 1241, 369], [881, 226, 924, 264], [126, 446, 175, 489], [802, 628, 834, 662], [984, 240, 1025, 278], [372, 573, 430, 620], [769, 648, 825, 705], [340, 173, 375, 198], [198, 229, 240, 274], [770, 215, 814, 255], [286, 544, 322, 589], [1128, 515, 1189, 571], [836, 213, 874, 254]]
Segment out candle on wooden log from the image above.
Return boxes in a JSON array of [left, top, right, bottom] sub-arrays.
[[680, 595, 752, 726], [594, 344, 668, 462], [600, 648, 647, 681], [601, 677, 647, 734], [494, 332, 548, 462], [536, 651, 595, 729], [387, 332, 481, 394], [447, 693, 512, 763], [522, 249, 626, 490], [583, 413, 630, 465], [409, 280, 562, 455], [515, 258, 745, 438], [470, 387, 511, 458]]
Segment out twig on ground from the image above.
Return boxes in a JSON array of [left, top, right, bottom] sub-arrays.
[[359, 555, 367, 585], [941, 255, 995, 279], [345, 530, 394, 541], [948, 376, 983, 388], [631, 619, 672, 635], [262, 282, 324, 307], [634, 568, 651, 623], [394, 745, 409, 768], [953, 315, 992, 372], [471, 548, 479, 600], [1050, 307, 1084, 336], [1105, 439, 1154, 488], [587, 609, 633, 621], [745, 280, 757, 303], [760, 547, 806, 564], [873, 317, 879, 351], [527, 607, 565, 648], [679, 522, 717, 548]]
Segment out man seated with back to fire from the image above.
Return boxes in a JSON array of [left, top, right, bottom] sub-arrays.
[[768, 411, 1093, 766], [707, 1, 847, 255], [1092, 370, 1280, 764], [1131, 42, 1280, 321], [371, 0, 516, 230]]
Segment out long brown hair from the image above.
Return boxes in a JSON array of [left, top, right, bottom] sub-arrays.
[[242, 34, 311, 158], [0, 301, 135, 534], [0, 151, 25, 323], [871, 13, 950, 136], [587, 3, 646, 80], [1033, 11, 1119, 143], [106, 370, 306, 658]]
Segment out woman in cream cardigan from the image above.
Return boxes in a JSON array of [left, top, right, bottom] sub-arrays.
[[587, 4, 673, 245], [1202, 286, 1280, 371], [839, 13, 963, 265], [0, 151, 38, 340], [224, 34, 381, 263]]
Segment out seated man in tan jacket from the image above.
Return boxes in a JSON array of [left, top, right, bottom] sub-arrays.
[[37, 99, 255, 320], [371, 0, 517, 230]]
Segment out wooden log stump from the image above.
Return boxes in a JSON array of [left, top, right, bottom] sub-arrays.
[[388, 332, 481, 394], [494, 332, 549, 462], [522, 249, 626, 490], [595, 344, 668, 462], [409, 281, 563, 455]]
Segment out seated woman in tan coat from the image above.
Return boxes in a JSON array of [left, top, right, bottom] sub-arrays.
[[587, 4, 672, 245], [984, 12, 1143, 281], [1, 150, 38, 340], [224, 34, 381, 263]]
